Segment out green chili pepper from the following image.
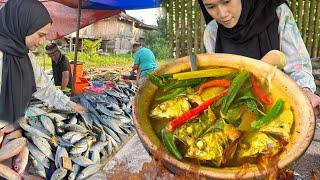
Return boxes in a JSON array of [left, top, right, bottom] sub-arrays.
[[251, 99, 284, 130], [161, 73, 174, 79], [157, 88, 185, 101], [161, 128, 183, 160], [148, 73, 164, 87], [221, 71, 250, 116], [165, 78, 207, 91]]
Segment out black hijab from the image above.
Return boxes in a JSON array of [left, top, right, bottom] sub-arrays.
[[199, 0, 287, 59], [0, 0, 52, 123]]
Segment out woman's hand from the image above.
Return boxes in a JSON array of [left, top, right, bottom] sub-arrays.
[[302, 88, 320, 117]]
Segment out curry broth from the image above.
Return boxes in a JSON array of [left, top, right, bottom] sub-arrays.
[[148, 68, 294, 168]]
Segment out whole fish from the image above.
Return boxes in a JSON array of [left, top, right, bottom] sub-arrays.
[[61, 131, 83, 141], [70, 136, 96, 154], [77, 164, 102, 180], [0, 137, 26, 162], [27, 141, 50, 168], [117, 115, 132, 124], [90, 141, 108, 152], [0, 163, 22, 180], [63, 124, 88, 133], [103, 126, 121, 143], [107, 134, 119, 150], [107, 95, 120, 105], [31, 135, 54, 160], [25, 107, 47, 117], [105, 89, 121, 98], [100, 116, 125, 135], [96, 104, 118, 118], [107, 103, 124, 114], [58, 138, 74, 148], [80, 96, 100, 117], [55, 146, 69, 168], [12, 146, 29, 174], [40, 115, 56, 135], [46, 113, 67, 121], [71, 155, 94, 167], [30, 154, 46, 178], [89, 113, 104, 130], [63, 132, 87, 144], [68, 164, 80, 180], [19, 121, 50, 139], [27, 117, 43, 128], [50, 168, 68, 180]]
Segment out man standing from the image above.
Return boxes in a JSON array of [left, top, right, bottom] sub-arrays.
[[130, 42, 157, 85], [45, 43, 72, 90]]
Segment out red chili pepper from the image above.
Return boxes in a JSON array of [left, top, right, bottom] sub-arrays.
[[167, 89, 228, 132], [250, 75, 272, 105], [197, 79, 231, 94]]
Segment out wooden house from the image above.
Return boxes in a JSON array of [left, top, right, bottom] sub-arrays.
[[65, 11, 156, 54]]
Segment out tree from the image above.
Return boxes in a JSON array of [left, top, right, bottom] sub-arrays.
[[144, 16, 171, 60]]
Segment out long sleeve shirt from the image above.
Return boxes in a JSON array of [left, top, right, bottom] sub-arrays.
[[203, 4, 316, 93], [0, 50, 74, 111]]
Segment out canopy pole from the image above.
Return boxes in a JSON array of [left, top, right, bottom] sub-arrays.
[[72, 0, 82, 96]]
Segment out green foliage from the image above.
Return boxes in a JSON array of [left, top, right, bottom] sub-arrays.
[[144, 17, 171, 60], [83, 39, 102, 56], [81, 39, 103, 65], [64, 52, 133, 68]]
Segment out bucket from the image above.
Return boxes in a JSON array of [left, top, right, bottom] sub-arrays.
[[70, 61, 84, 78]]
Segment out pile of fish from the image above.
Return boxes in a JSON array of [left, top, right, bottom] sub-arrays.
[[20, 82, 137, 179]]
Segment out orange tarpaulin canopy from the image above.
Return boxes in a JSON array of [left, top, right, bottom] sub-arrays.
[[0, 0, 121, 40]]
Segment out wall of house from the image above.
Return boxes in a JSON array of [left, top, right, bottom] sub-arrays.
[[68, 15, 152, 54]]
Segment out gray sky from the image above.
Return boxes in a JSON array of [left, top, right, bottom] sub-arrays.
[[126, 8, 161, 26]]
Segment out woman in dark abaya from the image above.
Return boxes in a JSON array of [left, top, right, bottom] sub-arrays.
[[0, 0, 84, 177], [199, 0, 320, 117]]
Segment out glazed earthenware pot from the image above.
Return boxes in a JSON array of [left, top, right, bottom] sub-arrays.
[[133, 52, 315, 179]]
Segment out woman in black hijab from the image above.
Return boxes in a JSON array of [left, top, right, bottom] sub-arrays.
[[199, 0, 320, 116], [0, 0, 84, 126]]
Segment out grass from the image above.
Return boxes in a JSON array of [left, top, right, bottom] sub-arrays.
[[35, 51, 167, 70]]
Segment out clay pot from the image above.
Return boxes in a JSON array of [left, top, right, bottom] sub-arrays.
[[133, 52, 315, 179]]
